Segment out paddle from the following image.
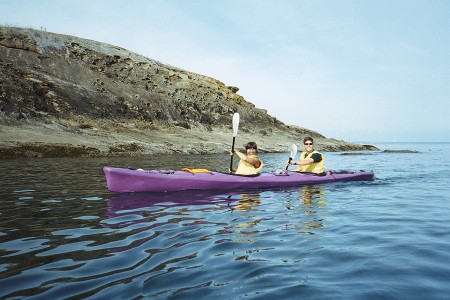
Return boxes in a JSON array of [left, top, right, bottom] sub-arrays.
[[229, 112, 240, 173], [285, 144, 298, 170]]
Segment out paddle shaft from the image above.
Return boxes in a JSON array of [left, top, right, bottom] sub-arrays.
[[230, 136, 236, 172], [229, 112, 240, 173], [285, 157, 292, 170]]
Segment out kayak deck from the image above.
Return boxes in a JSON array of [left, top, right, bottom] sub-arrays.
[[103, 167, 375, 193]]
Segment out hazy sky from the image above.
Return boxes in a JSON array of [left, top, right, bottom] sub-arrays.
[[1, 0, 449, 142]]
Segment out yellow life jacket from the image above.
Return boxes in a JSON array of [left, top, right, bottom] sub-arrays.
[[235, 154, 263, 175], [298, 150, 325, 174]]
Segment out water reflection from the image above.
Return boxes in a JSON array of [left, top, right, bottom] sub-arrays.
[[232, 193, 263, 236], [234, 193, 261, 213], [104, 191, 236, 252], [105, 190, 233, 216], [296, 186, 327, 232], [299, 185, 327, 206]]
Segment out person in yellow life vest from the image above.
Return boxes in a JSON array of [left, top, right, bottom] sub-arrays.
[[287, 137, 326, 174], [230, 142, 264, 175]]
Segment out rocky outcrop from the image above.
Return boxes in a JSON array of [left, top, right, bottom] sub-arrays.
[[0, 26, 377, 158], [382, 150, 418, 153]]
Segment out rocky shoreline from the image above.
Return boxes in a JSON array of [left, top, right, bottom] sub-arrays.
[[1, 26, 378, 159], [0, 120, 379, 159]]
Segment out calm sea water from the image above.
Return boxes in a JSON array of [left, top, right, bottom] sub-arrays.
[[1, 142, 450, 299]]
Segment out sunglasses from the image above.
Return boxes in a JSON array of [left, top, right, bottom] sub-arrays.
[[304, 143, 313, 145]]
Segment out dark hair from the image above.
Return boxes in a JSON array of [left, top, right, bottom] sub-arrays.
[[303, 137, 314, 144], [244, 141, 258, 150]]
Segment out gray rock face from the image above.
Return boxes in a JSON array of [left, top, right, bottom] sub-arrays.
[[0, 26, 376, 158]]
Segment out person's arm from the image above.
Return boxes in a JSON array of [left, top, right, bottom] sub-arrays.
[[293, 157, 314, 166], [234, 150, 261, 168], [290, 153, 321, 166]]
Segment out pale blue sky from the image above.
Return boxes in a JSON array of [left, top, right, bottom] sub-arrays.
[[1, 0, 449, 142]]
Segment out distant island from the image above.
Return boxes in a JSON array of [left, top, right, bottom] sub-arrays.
[[0, 26, 378, 158]]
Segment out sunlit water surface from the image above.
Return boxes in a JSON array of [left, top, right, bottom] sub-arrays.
[[1, 143, 450, 299]]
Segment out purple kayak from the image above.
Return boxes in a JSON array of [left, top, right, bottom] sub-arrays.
[[103, 167, 375, 193]]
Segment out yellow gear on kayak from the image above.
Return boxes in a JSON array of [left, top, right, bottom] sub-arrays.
[[181, 168, 212, 174]]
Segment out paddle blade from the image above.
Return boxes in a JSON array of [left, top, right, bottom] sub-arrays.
[[285, 144, 298, 171], [232, 113, 240, 137], [290, 144, 298, 159]]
